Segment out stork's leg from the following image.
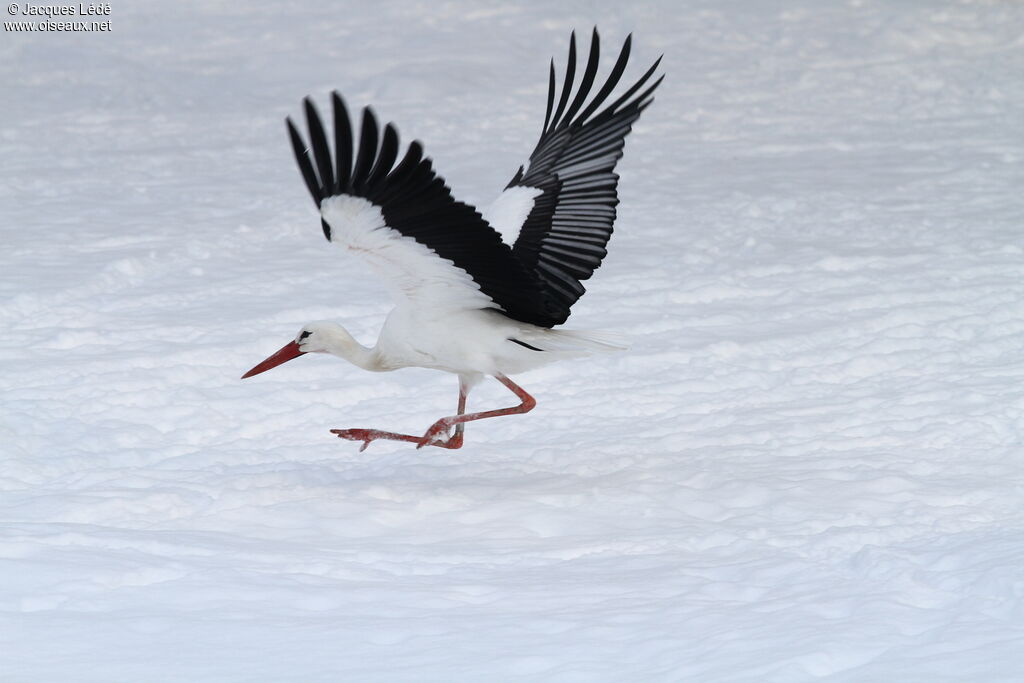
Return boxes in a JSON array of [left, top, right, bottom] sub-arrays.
[[417, 374, 536, 449], [437, 376, 469, 448], [330, 428, 421, 452], [331, 377, 470, 451]]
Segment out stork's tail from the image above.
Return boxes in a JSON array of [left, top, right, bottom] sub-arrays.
[[520, 327, 630, 354]]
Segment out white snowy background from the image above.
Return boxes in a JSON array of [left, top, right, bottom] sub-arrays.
[[2, 0, 1023, 680]]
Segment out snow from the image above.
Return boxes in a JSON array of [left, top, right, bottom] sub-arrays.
[[2, 0, 1024, 680]]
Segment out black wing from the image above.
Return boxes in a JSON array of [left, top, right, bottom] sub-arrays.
[[508, 29, 663, 326], [287, 94, 559, 325]]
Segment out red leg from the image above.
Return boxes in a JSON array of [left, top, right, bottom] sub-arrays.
[[417, 374, 536, 449], [332, 377, 470, 451], [438, 377, 469, 449], [331, 428, 423, 452]]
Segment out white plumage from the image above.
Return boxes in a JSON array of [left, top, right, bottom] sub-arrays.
[[482, 186, 544, 245], [322, 195, 492, 312]]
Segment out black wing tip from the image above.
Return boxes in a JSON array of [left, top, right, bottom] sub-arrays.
[[285, 115, 325, 208], [638, 73, 666, 109], [644, 55, 665, 91], [540, 29, 664, 137], [348, 104, 381, 189], [381, 121, 401, 152], [506, 165, 526, 189], [304, 97, 337, 195], [302, 97, 325, 132], [402, 139, 426, 168], [366, 122, 401, 190], [288, 94, 444, 242], [548, 29, 580, 132]]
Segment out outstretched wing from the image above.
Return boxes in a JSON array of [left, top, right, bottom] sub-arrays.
[[287, 94, 556, 324], [494, 29, 663, 326]]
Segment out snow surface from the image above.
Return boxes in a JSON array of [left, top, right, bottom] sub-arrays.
[[3, 1, 1024, 680]]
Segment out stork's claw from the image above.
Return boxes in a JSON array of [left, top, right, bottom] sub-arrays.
[[331, 428, 377, 451]]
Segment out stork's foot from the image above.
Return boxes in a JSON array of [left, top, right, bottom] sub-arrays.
[[417, 418, 463, 450], [420, 428, 464, 450], [330, 428, 416, 452], [331, 427, 462, 451]]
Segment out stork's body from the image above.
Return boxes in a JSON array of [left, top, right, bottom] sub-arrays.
[[242, 30, 663, 449], [297, 307, 587, 377]]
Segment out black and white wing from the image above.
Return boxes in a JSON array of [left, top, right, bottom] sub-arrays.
[[287, 95, 557, 324], [486, 29, 663, 326]]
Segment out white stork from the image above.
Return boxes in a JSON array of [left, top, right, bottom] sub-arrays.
[[242, 29, 663, 450]]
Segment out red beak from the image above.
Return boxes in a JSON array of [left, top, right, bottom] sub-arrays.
[[241, 341, 306, 379]]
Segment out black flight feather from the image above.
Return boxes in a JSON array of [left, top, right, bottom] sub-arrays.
[[286, 96, 556, 326], [507, 29, 663, 326], [283, 29, 661, 328]]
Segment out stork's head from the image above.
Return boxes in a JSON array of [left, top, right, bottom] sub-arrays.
[[240, 323, 333, 379]]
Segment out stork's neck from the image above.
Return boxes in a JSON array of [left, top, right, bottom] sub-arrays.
[[318, 323, 384, 371]]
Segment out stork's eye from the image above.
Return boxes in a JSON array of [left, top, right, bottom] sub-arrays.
[[299, 331, 312, 341]]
